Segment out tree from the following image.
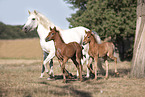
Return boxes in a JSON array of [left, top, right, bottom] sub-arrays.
[[0, 22, 38, 39], [131, 0, 145, 78], [65, 0, 137, 61]]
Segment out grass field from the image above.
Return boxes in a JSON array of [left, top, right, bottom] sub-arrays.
[[0, 39, 145, 97]]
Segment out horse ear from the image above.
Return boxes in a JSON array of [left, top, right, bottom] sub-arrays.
[[85, 30, 88, 34], [54, 26, 57, 31], [50, 27, 52, 31], [28, 10, 31, 15], [90, 30, 92, 33], [34, 10, 38, 15]]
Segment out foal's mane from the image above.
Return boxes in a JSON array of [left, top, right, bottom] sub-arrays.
[[52, 27, 65, 43], [86, 30, 101, 44]]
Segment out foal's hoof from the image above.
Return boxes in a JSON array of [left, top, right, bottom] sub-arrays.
[[63, 80, 67, 83], [80, 78, 83, 82], [77, 77, 83, 82], [39, 76, 43, 79], [104, 76, 109, 80], [115, 72, 119, 77]]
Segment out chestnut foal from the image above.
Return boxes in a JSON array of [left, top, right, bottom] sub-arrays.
[[83, 30, 118, 80], [45, 27, 83, 82]]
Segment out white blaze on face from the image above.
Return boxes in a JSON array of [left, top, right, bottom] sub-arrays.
[[24, 13, 38, 31]]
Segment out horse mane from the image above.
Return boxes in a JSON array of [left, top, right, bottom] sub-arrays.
[[33, 11, 62, 31], [92, 31, 101, 44]]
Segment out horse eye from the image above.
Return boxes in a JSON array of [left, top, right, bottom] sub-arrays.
[[32, 18, 35, 20], [88, 36, 90, 38], [52, 33, 54, 35]]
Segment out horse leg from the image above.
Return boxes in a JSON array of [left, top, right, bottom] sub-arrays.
[[81, 45, 90, 78], [103, 56, 108, 79], [84, 53, 90, 78], [105, 60, 109, 79], [87, 58, 94, 74], [43, 50, 55, 78], [94, 57, 98, 80], [40, 52, 48, 78], [61, 57, 68, 83], [72, 57, 83, 81], [109, 55, 119, 76], [58, 59, 71, 78], [76, 58, 83, 81]]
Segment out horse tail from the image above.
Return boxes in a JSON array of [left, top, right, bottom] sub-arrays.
[[92, 31, 102, 44], [74, 42, 83, 59], [111, 42, 118, 60], [111, 42, 116, 54]]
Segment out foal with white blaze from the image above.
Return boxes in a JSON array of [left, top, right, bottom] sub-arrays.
[[23, 10, 103, 79]]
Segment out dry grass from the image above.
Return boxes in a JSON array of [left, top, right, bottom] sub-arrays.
[[0, 39, 145, 97], [0, 38, 42, 59], [0, 59, 145, 97]]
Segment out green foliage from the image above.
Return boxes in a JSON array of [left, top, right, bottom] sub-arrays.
[[0, 22, 38, 39], [64, 0, 88, 10], [65, 0, 137, 60]]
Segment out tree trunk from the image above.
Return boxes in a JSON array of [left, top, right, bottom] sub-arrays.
[[131, 0, 145, 78]]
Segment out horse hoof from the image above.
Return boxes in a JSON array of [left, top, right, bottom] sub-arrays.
[[47, 77, 54, 80], [115, 72, 119, 77], [80, 78, 83, 82], [39, 76, 43, 79], [63, 80, 67, 83], [85, 75, 90, 78], [104, 77, 108, 80]]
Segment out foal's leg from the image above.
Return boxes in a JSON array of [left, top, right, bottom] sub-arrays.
[[94, 57, 98, 80], [58, 59, 71, 78], [103, 56, 109, 79], [61, 57, 68, 83], [77, 58, 83, 81], [72, 57, 83, 81], [109, 54, 119, 76], [105, 60, 109, 79], [87, 58, 94, 74]]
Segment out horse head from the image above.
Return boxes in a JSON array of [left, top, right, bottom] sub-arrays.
[[23, 10, 38, 33], [83, 30, 93, 45], [45, 27, 58, 42]]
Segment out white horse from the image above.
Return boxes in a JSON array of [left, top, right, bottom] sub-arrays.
[[23, 10, 103, 79]]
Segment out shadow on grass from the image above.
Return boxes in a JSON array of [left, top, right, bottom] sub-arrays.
[[0, 87, 7, 97], [38, 81, 92, 97], [108, 68, 131, 77]]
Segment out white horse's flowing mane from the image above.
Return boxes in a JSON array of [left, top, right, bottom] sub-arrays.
[[34, 11, 62, 31]]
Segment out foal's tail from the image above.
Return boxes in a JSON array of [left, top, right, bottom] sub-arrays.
[[111, 42, 118, 60], [74, 43, 83, 59]]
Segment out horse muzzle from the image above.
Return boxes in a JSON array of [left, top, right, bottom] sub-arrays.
[[83, 41, 87, 45], [45, 37, 50, 42], [22, 26, 29, 33]]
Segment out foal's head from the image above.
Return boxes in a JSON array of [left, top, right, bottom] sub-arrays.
[[83, 30, 94, 45], [45, 27, 58, 42]]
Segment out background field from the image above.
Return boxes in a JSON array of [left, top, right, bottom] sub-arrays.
[[0, 38, 42, 59], [0, 39, 145, 97]]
